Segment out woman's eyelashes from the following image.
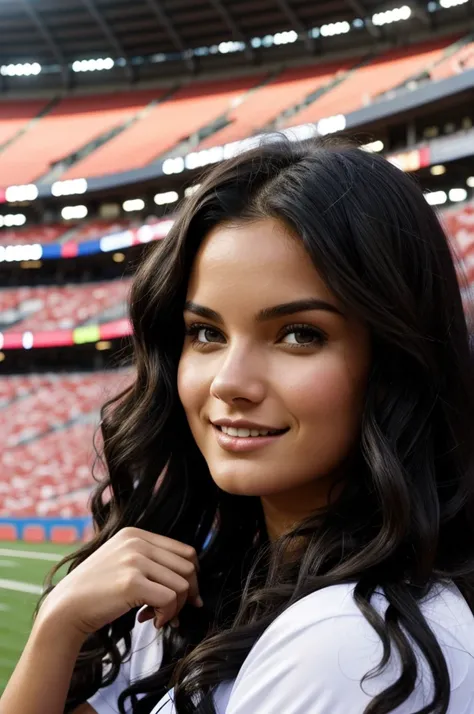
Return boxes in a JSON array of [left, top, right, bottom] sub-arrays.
[[277, 323, 328, 349], [184, 322, 328, 350], [185, 323, 225, 347]]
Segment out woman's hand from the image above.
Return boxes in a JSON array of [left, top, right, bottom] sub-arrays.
[[38, 527, 203, 638]]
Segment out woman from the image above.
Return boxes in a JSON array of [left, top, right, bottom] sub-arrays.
[[2, 138, 474, 714]]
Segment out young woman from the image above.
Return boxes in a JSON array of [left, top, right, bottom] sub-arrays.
[[2, 138, 474, 714]]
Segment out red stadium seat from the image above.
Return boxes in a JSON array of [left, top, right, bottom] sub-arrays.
[[0, 90, 166, 185], [51, 525, 79, 544], [0, 524, 17, 541], [197, 60, 351, 149], [63, 75, 266, 179], [23, 524, 46, 542], [0, 279, 131, 332], [286, 37, 459, 127]]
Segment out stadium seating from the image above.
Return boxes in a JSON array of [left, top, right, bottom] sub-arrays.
[[0, 371, 132, 517], [0, 98, 50, 147], [285, 37, 459, 127], [0, 36, 468, 187], [0, 90, 165, 185], [63, 74, 267, 179], [0, 279, 131, 331], [443, 200, 474, 282], [429, 40, 474, 81], [196, 60, 351, 149], [0, 224, 66, 246]]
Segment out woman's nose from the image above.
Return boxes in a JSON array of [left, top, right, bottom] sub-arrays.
[[210, 348, 266, 405]]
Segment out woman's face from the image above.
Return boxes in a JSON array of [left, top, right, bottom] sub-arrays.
[[178, 217, 371, 508]]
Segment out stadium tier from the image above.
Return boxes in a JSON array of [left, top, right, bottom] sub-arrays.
[[0, 371, 132, 519], [0, 90, 166, 185], [0, 224, 66, 246], [0, 34, 471, 186], [284, 36, 461, 127], [62, 74, 267, 179], [0, 279, 130, 332]]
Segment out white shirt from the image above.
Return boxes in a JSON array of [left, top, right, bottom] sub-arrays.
[[88, 581, 474, 714]]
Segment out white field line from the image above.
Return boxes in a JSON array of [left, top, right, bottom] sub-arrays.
[[0, 559, 17, 568], [0, 578, 43, 595], [0, 548, 63, 562], [0, 603, 10, 611]]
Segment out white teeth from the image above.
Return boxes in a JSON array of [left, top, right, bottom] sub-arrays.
[[219, 425, 281, 438]]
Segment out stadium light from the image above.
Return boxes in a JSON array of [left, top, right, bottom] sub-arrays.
[[22, 332, 34, 350], [72, 57, 114, 72], [0, 244, 42, 263], [154, 191, 179, 206], [0, 214, 26, 227], [61, 205, 88, 220], [113, 253, 126, 263], [122, 199, 145, 212], [372, 5, 412, 26], [449, 188, 467, 202], [0, 62, 41, 77], [162, 157, 185, 175], [320, 21, 350, 36], [440, 0, 468, 7], [317, 114, 346, 135], [51, 178, 88, 197], [185, 184, 202, 197], [361, 140, 384, 152], [430, 164, 446, 176], [273, 30, 298, 44], [425, 191, 447, 206], [0, 352, 5, 363], [467, 177, 474, 188], [5, 184, 38, 202], [96, 341, 112, 351]]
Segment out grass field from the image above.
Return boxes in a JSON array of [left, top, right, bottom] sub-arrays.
[[0, 540, 75, 691]]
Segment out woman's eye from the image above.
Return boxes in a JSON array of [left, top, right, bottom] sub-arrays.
[[197, 328, 223, 344], [186, 324, 225, 345], [280, 327, 326, 347]]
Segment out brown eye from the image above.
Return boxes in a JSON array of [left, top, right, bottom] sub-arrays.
[[280, 326, 327, 347], [197, 327, 224, 344]]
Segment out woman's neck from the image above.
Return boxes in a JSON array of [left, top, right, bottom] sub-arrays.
[[260, 474, 339, 541]]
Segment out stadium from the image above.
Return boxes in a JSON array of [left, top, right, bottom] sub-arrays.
[[0, 0, 473, 697]]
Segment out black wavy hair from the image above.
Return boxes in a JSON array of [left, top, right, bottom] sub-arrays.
[[43, 137, 474, 714]]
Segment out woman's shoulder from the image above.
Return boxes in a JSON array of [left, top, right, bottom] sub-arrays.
[[267, 580, 474, 645], [223, 581, 474, 713]]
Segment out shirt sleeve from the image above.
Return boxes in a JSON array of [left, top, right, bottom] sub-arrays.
[[87, 618, 163, 714], [224, 607, 428, 714]]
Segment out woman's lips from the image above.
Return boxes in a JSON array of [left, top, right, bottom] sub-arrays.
[[212, 424, 288, 453]]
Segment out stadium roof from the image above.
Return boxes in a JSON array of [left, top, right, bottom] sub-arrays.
[[0, 1, 471, 90], [0, 1, 460, 66]]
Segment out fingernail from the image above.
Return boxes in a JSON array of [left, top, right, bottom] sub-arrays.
[[170, 617, 180, 629], [195, 596, 204, 608]]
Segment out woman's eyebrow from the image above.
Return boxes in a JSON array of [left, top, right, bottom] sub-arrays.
[[256, 299, 345, 321], [184, 298, 344, 324], [184, 302, 223, 323]]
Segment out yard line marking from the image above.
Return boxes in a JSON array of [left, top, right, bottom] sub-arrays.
[[0, 548, 63, 562], [0, 559, 17, 568], [0, 579, 43, 595], [0, 603, 9, 611]]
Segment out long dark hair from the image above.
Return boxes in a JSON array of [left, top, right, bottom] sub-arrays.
[[43, 137, 474, 714]]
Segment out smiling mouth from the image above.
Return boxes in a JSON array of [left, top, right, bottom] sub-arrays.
[[215, 425, 288, 438]]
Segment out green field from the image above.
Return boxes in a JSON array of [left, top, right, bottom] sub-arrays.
[[0, 541, 75, 691]]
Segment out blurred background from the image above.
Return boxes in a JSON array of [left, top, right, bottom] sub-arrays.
[[0, 0, 473, 692]]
